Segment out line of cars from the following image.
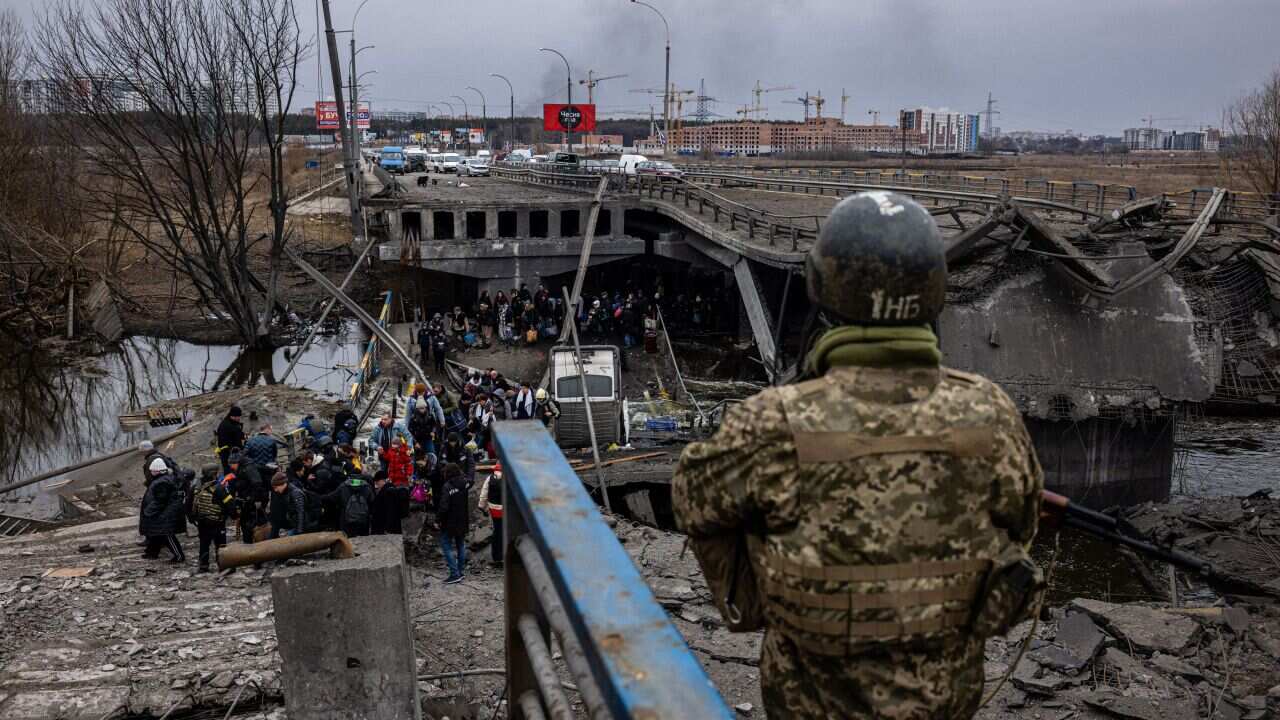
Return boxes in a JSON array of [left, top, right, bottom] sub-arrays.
[[501, 151, 683, 180], [377, 146, 490, 176]]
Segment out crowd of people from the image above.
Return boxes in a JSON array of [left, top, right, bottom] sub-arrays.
[[415, 280, 734, 359], [137, 381, 561, 583]]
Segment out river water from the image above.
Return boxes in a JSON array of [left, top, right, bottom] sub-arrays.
[[0, 326, 367, 496]]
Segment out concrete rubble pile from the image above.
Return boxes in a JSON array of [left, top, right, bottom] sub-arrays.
[[984, 597, 1280, 720], [1123, 493, 1280, 598]]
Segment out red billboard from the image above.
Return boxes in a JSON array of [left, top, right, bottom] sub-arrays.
[[543, 103, 596, 133], [315, 101, 370, 130]]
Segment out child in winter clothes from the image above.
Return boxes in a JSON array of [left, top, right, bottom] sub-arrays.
[[381, 435, 414, 487]]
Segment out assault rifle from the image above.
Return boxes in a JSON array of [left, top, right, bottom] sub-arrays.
[[1040, 490, 1252, 593]]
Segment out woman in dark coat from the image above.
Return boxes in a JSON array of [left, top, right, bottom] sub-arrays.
[[436, 463, 472, 583], [140, 459, 187, 563]]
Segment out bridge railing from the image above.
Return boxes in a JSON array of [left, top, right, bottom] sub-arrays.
[[492, 164, 821, 250], [495, 421, 733, 720], [676, 164, 1139, 214], [624, 174, 822, 250]]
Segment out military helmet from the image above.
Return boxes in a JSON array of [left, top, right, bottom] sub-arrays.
[[806, 191, 946, 325]]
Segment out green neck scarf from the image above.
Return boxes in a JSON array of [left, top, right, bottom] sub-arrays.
[[803, 324, 942, 376]]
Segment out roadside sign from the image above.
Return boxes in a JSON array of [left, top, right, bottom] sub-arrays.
[[315, 101, 370, 130], [543, 103, 596, 133]]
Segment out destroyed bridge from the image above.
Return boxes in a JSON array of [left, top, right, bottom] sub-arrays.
[[368, 165, 1280, 507]]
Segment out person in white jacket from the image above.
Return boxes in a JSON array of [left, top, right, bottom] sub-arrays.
[[477, 463, 504, 565]]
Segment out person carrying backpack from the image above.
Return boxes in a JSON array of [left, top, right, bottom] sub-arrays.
[[324, 471, 375, 537], [436, 463, 471, 584], [189, 464, 234, 572]]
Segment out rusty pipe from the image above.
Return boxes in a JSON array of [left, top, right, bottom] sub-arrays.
[[218, 532, 355, 570]]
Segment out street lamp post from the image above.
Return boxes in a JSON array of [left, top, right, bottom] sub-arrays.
[[349, 45, 374, 184], [438, 100, 456, 146], [631, 0, 669, 156], [348, 0, 374, 188], [450, 94, 469, 152], [539, 47, 572, 151], [490, 73, 515, 149], [466, 86, 487, 150]]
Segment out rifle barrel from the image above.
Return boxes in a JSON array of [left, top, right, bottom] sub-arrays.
[[1042, 489, 1119, 530]]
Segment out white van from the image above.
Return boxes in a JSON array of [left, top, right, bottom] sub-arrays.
[[618, 154, 649, 175], [441, 153, 461, 173]]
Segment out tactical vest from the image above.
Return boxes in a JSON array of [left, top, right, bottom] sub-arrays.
[[758, 365, 1032, 656], [193, 482, 222, 523]]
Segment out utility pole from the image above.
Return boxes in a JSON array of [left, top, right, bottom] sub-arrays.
[[348, 36, 360, 197], [320, 0, 362, 241]]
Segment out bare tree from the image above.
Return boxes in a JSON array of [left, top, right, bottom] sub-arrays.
[[36, 0, 308, 349], [1226, 68, 1280, 208]]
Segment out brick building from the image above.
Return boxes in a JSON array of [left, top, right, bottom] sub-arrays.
[[670, 117, 912, 155]]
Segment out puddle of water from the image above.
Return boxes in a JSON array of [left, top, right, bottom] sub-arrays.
[[0, 326, 367, 496]]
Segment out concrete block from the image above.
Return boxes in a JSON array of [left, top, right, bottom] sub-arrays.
[[271, 535, 420, 720]]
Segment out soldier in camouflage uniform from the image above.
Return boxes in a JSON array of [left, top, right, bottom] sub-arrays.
[[673, 191, 1044, 719]]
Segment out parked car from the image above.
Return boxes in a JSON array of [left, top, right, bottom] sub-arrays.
[[601, 159, 620, 174], [634, 160, 683, 181], [582, 159, 604, 174], [458, 157, 490, 176], [529, 155, 548, 164]]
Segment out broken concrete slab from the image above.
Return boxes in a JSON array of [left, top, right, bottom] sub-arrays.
[[1082, 691, 1199, 720], [1150, 652, 1203, 680], [1029, 643, 1090, 674], [1069, 598, 1199, 655], [1055, 612, 1105, 662]]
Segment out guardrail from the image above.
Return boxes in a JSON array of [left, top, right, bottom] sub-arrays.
[[349, 290, 392, 405], [675, 164, 1139, 213], [495, 421, 733, 720], [491, 165, 821, 250], [683, 170, 1106, 220]]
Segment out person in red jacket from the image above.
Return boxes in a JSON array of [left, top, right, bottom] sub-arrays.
[[478, 463, 504, 566], [380, 435, 414, 487]]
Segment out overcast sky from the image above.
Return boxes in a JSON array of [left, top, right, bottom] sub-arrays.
[[5, 0, 1278, 134]]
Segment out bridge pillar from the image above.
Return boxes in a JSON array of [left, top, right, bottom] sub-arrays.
[[608, 204, 623, 237], [422, 209, 434, 240], [517, 210, 530, 238], [547, 209, 561, 239], [387, 211, 402, 242], [485, 210, 499, 240], [454, 212, 465, 241]]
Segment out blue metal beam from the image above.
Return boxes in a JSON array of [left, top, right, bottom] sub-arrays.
[[495, 421, 733, 719]]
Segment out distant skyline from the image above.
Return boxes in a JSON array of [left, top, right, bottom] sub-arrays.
[[4, 0, 1277, 134]]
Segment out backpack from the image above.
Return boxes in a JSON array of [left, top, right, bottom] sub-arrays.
[[344, 486, 371, 529], [193, 482, 223, 523]]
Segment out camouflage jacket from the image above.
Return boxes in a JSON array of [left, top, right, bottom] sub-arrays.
[[673, 364, 1042, 714]]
